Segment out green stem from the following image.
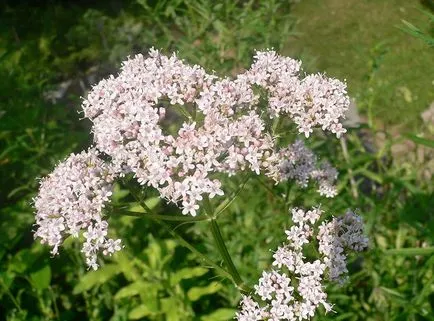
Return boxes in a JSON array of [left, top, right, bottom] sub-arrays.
[[123, 179, 252, 294], [0, 279, 22, 312], [112, 209, 210, 222], [125, 186, 233, 282], [202, 195, 214, 216], [210, 219, 248, 293], [214, 174, 251, 217], [154, 219, 233, 281]]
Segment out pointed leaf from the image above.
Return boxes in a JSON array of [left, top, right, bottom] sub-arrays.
[[187, 281, 222, 301], [201, 308, 236, 321], [114, 281, 149, 300], [171, 267, 208, 286]]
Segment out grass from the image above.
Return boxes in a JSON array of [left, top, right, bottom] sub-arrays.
[[285, 0, 434, 130]]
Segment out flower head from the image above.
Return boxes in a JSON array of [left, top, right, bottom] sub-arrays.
[[236, 207, 368, 321], [82, 49, 348, 215], [33, 148, 121, 270]]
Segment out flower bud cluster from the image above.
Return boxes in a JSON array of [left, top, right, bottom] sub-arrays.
[[33, 149, 121, 270], [271, 140, 338, 197], [236, 208, 368, 321], [318, 210, 369, 283], [81, 49, 348, 215]]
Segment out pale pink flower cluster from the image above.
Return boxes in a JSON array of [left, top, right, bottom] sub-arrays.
[[33, 149, 121, 270], [34, 49, 350, 269], [236, 208, 367, 321], [239, 51, 349, 137], [81, 49, 348, 215]]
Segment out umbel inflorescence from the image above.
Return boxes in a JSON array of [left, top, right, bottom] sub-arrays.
[[34, 49, 350, 269]]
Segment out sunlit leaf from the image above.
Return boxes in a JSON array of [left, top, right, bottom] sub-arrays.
[[73, 264, 121, 294], [128, 304, 153, 319], [171, 266, 208, 286], [201, 308, 236, 321], [29, 264, 51, 290], [187, 281, 222, 301]]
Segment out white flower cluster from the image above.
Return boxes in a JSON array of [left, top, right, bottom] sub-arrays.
[[33, 149, 121, 270], [81, 49, 348, 215], [236, 208, 368, 321]]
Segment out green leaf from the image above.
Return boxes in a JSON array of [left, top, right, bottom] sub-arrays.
[[380, 286, 406, 299], [161, 297, 182, 321], [143, 237, 177, 270], [187, 281, 222, 301], [113, 252, 141, 281], [0, 271, 15, 291], [73, 264, 121, 294], [128, 203, 146, 213], [128, 304, 153, 319], [171, 267, 208, 286], [356, 169, 383, 184], [30, 264, 51, 290], [404, 134, 434, 149], [128, 197, 161, 213], [8, 246, 43, 273], [112, 183, 130, 202], [114, 281, 149, 300], [385, 247, 434, 256], [201, 308, 236, 321]]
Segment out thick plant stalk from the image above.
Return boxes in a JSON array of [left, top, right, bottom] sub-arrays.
[[210, 218, 247, 292]]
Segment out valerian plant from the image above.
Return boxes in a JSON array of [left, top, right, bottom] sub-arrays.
[[33, 49, 368, 320]]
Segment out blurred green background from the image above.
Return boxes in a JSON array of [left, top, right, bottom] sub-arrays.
[[1, 0, 433, 320]]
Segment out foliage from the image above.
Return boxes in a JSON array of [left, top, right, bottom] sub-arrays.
[[1, 0, 433, 320], [284, 0, 434, 129], [401, 9, 434, 47]]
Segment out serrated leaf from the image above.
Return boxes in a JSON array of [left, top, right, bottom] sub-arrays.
[[30, 264, 51, 290], [171, 267, 208, 286], [201, 308, 236, 321], [73, 264, 121, 294], [187, 281, 222, 301]]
